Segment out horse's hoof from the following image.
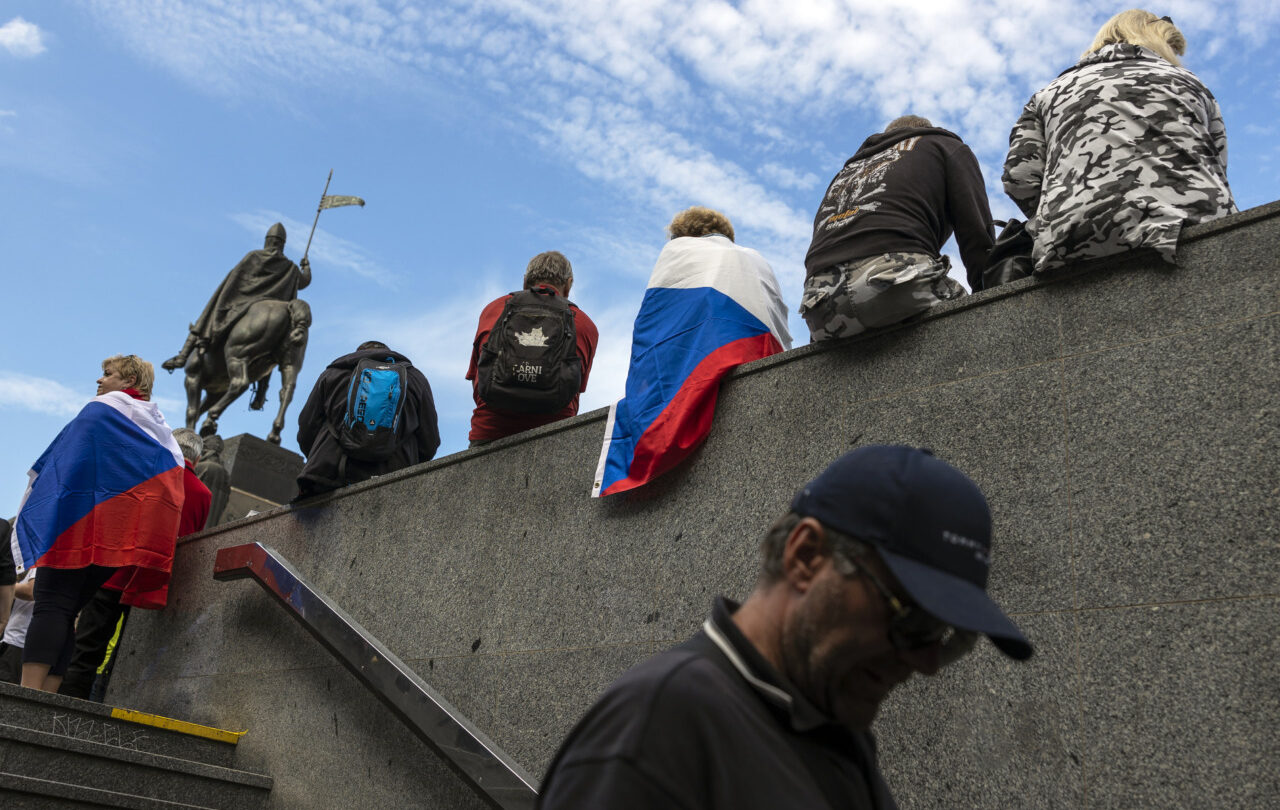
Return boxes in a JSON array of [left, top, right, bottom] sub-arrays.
[[266, 433, 282, 445]]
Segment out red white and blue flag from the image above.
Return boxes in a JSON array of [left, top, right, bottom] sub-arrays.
[[11, 392, 185, 582], [593, 235, 792, 497]]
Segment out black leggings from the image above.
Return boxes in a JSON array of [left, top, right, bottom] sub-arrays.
[[23, 565, 116, 676]]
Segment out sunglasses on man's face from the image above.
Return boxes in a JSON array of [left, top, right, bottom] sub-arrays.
[[845, 558, 952, 650]]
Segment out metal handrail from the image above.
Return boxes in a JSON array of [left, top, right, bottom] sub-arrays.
[[214, 542, 538, 809]]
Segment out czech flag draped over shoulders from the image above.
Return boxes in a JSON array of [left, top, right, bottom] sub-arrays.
[[593, 234, 792, 498], [11, 391, 185, 597]]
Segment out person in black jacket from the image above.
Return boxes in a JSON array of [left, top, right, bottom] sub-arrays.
[[295, 341, 440, 498], [800, 115, 994, 342], [537, 446, 1032, 809]]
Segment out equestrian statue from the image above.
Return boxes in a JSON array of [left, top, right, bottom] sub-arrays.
[[162, 222, 311, 444]]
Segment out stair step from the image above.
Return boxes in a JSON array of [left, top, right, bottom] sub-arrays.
[[0, 683, 241, 769], [0, 724, 271, 810], [0, 770, 223, 809]]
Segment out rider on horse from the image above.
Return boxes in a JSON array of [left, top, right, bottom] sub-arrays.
[[163, 222, 311, 372]]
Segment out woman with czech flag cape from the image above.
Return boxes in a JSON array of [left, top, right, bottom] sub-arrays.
[[10, 355, 183, 692]]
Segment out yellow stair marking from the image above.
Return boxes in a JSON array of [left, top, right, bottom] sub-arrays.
[[109, 708, 246, 744]]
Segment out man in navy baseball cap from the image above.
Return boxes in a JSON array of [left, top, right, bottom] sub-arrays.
[[790, 444, 1032, 661], [538, 445, 1030, 810]]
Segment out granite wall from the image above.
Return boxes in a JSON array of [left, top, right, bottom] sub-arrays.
[[110, 202, 1279, 809]]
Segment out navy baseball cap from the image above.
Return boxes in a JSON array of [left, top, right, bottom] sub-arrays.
[[791, 445, 1032, 660]]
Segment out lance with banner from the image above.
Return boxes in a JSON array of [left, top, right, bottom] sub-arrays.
[[303, 170, 365, 263]]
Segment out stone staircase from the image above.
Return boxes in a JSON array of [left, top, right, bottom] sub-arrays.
[[0, 682, 271, 809]]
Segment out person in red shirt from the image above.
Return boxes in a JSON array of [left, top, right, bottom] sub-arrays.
[[466, 251, 599, 446]]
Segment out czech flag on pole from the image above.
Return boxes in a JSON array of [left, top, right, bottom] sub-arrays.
[[11, 392, 185, 586], [593, 234, 792, 498]]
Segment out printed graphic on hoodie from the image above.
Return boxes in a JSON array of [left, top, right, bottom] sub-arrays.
[[816, 137, 922, 234]]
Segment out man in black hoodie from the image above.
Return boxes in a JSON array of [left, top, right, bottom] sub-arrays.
[[799, 115, 994, 342], [295, 341, 440, 498]]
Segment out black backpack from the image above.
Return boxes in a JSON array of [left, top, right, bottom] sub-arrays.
[[476, 289, 580, 414], [332, 356, 410, 467], [982, 218, 1035, 290]]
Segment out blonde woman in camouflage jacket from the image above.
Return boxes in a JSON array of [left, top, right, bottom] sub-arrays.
[[1002, 10, 1236, 272]]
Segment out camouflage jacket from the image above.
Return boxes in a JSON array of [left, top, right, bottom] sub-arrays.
[[1002, 44, 1236, 272]]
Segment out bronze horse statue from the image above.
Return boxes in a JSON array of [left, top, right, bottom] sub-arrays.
[[180, 298, 311, 444]]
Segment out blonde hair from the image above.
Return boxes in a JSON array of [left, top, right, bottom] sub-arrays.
[[668, 207, 735, 242], [1087, 9, 1186, 66], [103, 354, 155, 398]]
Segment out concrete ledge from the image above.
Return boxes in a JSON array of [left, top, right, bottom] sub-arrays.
[[114, 200, 1280, 808]]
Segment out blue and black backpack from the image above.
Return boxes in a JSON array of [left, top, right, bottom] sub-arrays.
[[332, 356, 409, 474]]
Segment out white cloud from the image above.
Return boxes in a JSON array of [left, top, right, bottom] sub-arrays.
[[152, 394, 185, 416], [0, 372, 183, 423], [528, 97, 813, 245], [576, 302, 639, 413], [229, 210, 397, 288], [758, 163, 821, 192], [562, 225, 666, 284], [0, 373, 88, 418], [84, 0, 1280, 268], [0, 17, 46, 58], [1234, 0, 1280, 46]]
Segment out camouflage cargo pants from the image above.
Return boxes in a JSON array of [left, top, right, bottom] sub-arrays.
[[799, 252, 967, 342]]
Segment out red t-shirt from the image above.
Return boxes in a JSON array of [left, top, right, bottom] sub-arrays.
[[465, 288, 599, 442], [177, 460, 213, 538]]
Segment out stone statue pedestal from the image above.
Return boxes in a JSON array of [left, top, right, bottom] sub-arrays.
[[216, 434, 304, 525]]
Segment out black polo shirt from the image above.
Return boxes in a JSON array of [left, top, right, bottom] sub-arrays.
[[537, 597, 899, 809]]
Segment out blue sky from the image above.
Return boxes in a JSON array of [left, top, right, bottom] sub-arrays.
[[1, 1, 1277, 518]]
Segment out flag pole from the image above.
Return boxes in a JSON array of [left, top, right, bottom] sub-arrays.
[[302, 169, 333, 264]]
